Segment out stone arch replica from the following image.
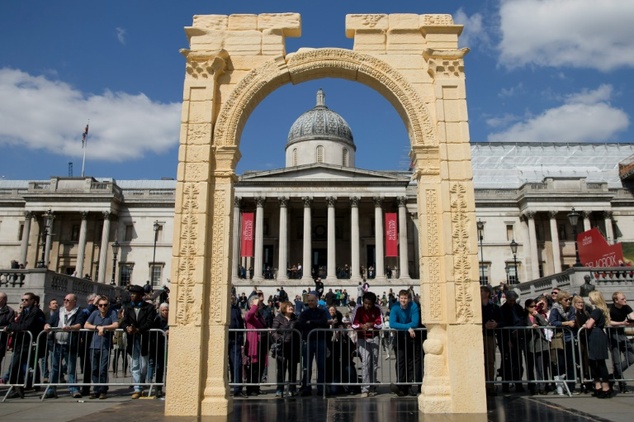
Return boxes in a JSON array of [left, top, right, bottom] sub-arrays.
[[166, 12, 486, 417]]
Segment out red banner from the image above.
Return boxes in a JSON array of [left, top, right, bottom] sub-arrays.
[[578, 228, 624, 267], [240, 212, 254, 257], [385, 213, 398, 257]]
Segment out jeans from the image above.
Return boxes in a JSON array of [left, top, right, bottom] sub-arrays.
[[50, 343, 79, 394], [228, 341, 243, 394], [301, 337, 326, 393], [130, 337, 148, 393], [90, 347, 111, 394], [610, 334, 634, 381]]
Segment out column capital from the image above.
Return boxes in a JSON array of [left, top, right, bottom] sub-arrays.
[[80, 211, 89, 220], [522, 210, 535, 220], [350, 196, 360, 207], [548, 210, 558, 218], [397, 196, 408, 207], [234, 196, 241, 207], [278, 197, 288, 207], [302, 196, 313, 207], [102, 211, 111, 220], [603, 210, 613, 219], [373, 196, 383, 207], [582, 210, 592, 219], [326, 196, 337, 207], [24, 211, 33, 219], [255, 196, 266, 207]]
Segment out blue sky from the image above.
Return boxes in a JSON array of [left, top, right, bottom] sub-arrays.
[[1, 0, 633, 180]]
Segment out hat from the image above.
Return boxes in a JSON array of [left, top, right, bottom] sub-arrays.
[[129, 285, 144, 294]]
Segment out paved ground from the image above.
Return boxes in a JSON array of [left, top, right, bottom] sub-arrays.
[[2, 387, 634, 422]]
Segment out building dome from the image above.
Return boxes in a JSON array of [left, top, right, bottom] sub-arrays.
[[285, 89, 356, 168]]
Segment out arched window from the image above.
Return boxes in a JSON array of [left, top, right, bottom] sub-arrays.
[[316, 145, 324, 163], [342, 148, 349, 166], [292, 148, 297, 166]]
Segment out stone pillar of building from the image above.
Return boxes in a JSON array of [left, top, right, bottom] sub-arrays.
[[373, 197, 386, 282], [549, 211, 562, 274], [44, 212, 55, 269], [253, 197, 265, 282], [19, 211, 32, 267], [301, 196, 313, 282], [326, 196, 337, 282], [398, 196, 410, 280], [604, 211, 614, 244], [97, 212, 111, 284], [231, 197, 241, 281], [76, 212, 89, 278], [350, 196, 361, 283], [525, 211, 540, 280], [277, 197, 289, 282], [582, 211, 592, 231]]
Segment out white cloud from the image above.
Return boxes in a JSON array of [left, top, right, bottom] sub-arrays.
[[0, 68, 181, 162], [454, 8, 489, 50], [498, 0, 634, 71], [115, 27, 126, 45], [488, 84, 629, 142]]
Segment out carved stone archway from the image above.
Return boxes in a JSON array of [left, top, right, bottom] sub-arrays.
[[166, 13, 485, 417]]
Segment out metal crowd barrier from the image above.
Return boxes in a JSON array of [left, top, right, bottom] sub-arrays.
[[228, 327, 426, 397], [0, 328, 167, 400], [577, 326, 634, 387], [0, 328, 34, 401]]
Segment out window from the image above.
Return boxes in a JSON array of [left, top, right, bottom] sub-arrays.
[[120, 263, 134, 286], [125, 224, 134, 241], [508, 264, 519, 284], [70, 224, 80, 242], [292, 148, 297, 166], [343, 148, 349, 166], [150, 263, 163, 286], [18, 222, 24, 241], [506, 224, 514, 242], [316, 145, 324, 163], [479, 264, 489, 284]]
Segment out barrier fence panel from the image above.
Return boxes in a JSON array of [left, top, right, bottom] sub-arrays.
[[228, 327, 426, 398], [0, 328, 33, 401], [577, 326, 634, 389]]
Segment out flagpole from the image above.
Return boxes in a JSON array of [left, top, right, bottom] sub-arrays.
[[81, 122, 89, 177]]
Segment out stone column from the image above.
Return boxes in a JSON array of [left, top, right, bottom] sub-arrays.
[[350, 197, 361, 283], [373, 197, 386, 282], [44, 212, 55, 269], [525, 211, 540, 280], [253, 197, 265, 282], [277, 197, 289, 282], [76, 212, 89, 277], [582, 211, 592, 231], [398, 196, 410, 280], [301, 196, 313, 282], [97, 212, 111, 284], [549, 211, 562, 273], [604, 211, 614, 244], [20, 211, 32, 266], [232, 197, 241, 281], [326, 196, 337, 282]]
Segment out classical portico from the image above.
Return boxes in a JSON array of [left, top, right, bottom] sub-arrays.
[[167, 12, 485, 418]]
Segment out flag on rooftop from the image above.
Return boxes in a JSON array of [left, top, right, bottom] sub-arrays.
[[82, 124, 89, 147]]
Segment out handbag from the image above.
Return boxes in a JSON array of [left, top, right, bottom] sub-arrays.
[[270, 339, 282, 359], [550, 331, 564, 350]]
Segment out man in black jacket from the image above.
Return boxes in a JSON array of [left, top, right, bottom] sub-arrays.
[[5, 292, 46, 398], [229, 294, 246, 397], [119, 285, 157, 399]]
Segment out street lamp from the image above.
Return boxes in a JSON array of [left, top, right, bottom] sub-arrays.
[[111, 240, 120, 286], [152, 220, 160, 285], [37, 210, 53, 268], [505, 263, 510, 284], [477, 220, 486, 285], [510, 239, 519, 284], [567, 208, 582, 267]]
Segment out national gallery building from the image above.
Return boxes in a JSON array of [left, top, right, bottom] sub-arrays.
[[1, 90, 634, 295]]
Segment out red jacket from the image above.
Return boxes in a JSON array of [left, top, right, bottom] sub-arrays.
[[351, 305, 383, 339]]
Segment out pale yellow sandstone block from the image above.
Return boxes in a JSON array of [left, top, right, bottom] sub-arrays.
[[228, 14, 258, 31], [225, 30, 262, 55], [388, 14, 421, 30], [258, 13, 301, 37], [193, 15, 228, 30], [186, 100, 213, 124]]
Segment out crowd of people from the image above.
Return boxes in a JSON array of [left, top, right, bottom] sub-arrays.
[[481, 285, 634, 398], [0, 285, 169, 400], [228, 285, 424, 398]]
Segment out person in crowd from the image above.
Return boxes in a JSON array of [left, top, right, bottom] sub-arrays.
[[389, 289, 423, 397], [351, 291, 383, 397], [257, 291, 274, 328], [271, 301, 300, 398], [120, 285, 157, 399], [40, 298, 59, 383], [481, 285, 501, 396], [548, 290, 577, 395], [228, 294, 246, 397], [297, 292, 330, 396], [43, 293, 86, 399], [83, 296, 119, 399], [294, 295, 306, 315], [278, 287, 289, 303], [238, 292, 248, 310], [79, 293, 100, 396], [583, 291, 612, 398], [244, 294, 268, 396], [0, 292, 15, 368], [573, 295, 593, 393], [314, 278, 325, 298], [111, 308, 128, 377], [148, 302, 169, 398], [324, 289, 336, 307], [548, 288, 560, 307], [608, 291, 634, 393], [524, 297, 550, 395], [498, 290, 525, 393]]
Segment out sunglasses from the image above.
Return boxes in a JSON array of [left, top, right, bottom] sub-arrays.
[[21, 298, 31, 302], [98, 304, 109, 308]]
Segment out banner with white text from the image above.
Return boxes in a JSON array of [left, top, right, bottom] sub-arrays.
[[241, 212, 254, 257], [385, 212, 398, 257]]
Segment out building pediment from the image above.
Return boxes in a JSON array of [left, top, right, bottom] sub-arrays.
[[239, 164, 410, 185]]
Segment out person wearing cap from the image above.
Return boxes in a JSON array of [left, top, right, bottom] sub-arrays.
[[119, 285, 157, 399], [296, 292, 330, 396]]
